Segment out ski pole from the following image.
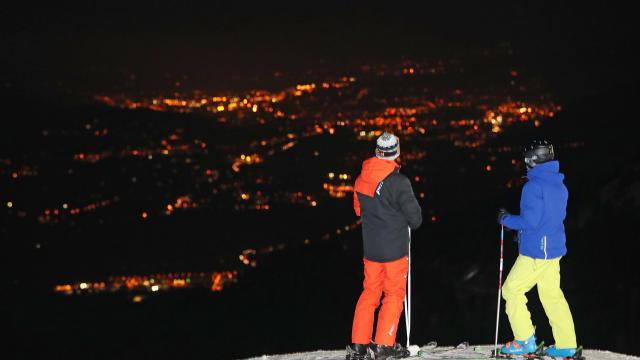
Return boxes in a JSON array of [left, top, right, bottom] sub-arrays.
[[404, 226, 412, 348], [493, 225, 505, 357]]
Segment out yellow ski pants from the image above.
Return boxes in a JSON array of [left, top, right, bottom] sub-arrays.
[[502, 255, 577, 348]]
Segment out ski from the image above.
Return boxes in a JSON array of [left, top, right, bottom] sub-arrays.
[[539, 346, 585, 360], [492, 342, 545, 360], [345, 344, 585, 360], [418, 342, 491, 360]]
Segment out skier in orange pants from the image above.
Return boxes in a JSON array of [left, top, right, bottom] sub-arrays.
[[347, 132, 422, 360]]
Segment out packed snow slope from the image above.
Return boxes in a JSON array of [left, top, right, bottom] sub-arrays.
[[241, 344, 640, 360]]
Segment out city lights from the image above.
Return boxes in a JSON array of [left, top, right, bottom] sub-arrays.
[[7, 55, 566, 303]]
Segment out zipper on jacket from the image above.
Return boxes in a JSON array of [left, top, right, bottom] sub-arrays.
[[543, 236, 548, 260]]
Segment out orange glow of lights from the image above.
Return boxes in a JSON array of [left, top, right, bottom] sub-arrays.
[[211, 274, 223, 292], [6, 201, 12, 208], [486, 165, 492, 171], [323, 183, 354, 198], [55, 284, 73, 294], [142, 212, 148, 219]]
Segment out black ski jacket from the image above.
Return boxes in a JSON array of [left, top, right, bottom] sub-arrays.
[[354, 158, 422, 262]]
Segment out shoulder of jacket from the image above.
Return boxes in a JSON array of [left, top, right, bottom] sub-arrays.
[[523, 180, 543, 193], [387, 172, 412, 192], [385, 171, 407, 184], [388, 170, 407, 180]]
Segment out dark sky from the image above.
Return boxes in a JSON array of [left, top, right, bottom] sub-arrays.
[[2, 1, 638, 97]]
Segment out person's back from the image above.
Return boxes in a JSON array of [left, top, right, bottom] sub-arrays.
[[356, 159, 422, 262], [508, 160, 568, 259]]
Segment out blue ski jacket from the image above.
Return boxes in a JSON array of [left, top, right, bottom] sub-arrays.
[[501, 161, 568, 259]]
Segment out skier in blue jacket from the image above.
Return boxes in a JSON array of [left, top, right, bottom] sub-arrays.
[[498, 140, 579, 358]]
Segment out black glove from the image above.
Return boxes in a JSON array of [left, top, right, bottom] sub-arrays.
[[497, 208, 511, 224]]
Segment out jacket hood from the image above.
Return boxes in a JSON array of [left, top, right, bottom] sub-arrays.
[[354, 157, 399, 197], [527, 160, 564, 182]]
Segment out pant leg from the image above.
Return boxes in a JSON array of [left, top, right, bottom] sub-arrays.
[[502, 255, 539, 341], [374, 256, 408, 346], [352, 258, 385, 344], [536, 257, 577, 348]]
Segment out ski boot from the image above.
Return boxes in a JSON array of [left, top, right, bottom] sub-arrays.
[[368, 342, 410, 360], [543, 345, 584, 359], [498, 335, 541, 358], [346, 343, 370, 360]]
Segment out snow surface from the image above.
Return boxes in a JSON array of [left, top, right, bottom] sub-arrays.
[[241, 345, 640, 360]]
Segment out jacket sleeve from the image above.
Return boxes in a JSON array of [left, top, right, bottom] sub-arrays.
[[353, 191, 361, 216], [396, 176, 422, 230], [502, 182, 543, 230]]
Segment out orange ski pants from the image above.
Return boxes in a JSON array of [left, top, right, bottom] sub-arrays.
[[351, 256, 408, 346]]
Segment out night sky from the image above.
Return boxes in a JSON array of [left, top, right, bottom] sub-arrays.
[[2, 2, 638, 98]]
